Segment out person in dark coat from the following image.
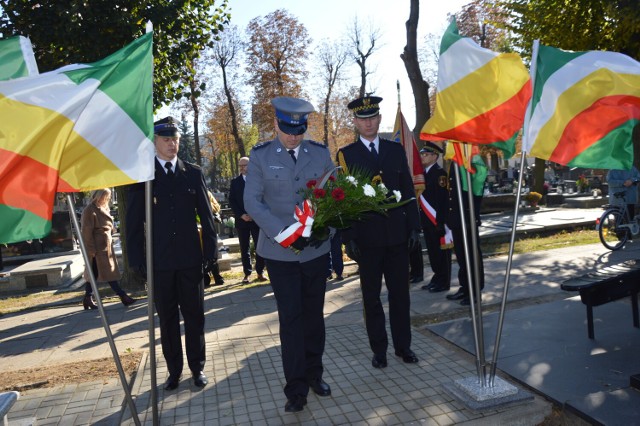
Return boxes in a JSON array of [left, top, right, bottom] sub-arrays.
[[244, 97, 335, 413], [445, 158, 485, 306], [126, 116, 218, 390], [337, 95, 421, 370], [229, 156, 266, 283], [80, 188, 134, 310], [417, 142, 452, 293]]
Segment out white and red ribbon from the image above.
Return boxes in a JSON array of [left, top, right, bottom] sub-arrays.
[[274, 199, 316, 248], [418, 194, 453, 249]]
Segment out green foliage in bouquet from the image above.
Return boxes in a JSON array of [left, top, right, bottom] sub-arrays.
[[300, 168, 412, 237]]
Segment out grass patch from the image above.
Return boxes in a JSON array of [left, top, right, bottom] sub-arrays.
[[481, 228, 600, 257]]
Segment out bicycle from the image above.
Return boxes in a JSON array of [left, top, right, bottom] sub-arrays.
[[597, 178, 640, 250]]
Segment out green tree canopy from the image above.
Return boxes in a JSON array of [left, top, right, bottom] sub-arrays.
[[0, 0, 230, 110]]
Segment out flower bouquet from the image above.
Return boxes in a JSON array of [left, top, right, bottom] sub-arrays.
[[274, 168, 412, 249]]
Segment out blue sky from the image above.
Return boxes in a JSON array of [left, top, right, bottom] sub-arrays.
[[225, 0, 469, 130]]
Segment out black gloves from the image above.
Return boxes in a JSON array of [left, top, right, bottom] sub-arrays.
[[204, 258, 218, 273], [344, 240, 361, 263], [408, 229, 420, 251], [290, 238, 309, 251]]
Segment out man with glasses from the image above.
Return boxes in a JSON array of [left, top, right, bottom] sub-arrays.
[[244, 97, 335, 413]]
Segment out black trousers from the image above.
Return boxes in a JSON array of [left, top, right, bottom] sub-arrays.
[[358, 242, 412, 355], [422, 223, 452, 287], [237, 224, 265, 276], [154, 265, 205, 377], [409, 240, 424, 280], [266, 254, 328, 399], [451, 223, 484, 297], [328, 231, 344, 277]]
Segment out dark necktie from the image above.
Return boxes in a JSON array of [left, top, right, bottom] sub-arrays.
[[165, 162, 174, 177], [369, 142, 379, 160], [288, 149, 297, 164]]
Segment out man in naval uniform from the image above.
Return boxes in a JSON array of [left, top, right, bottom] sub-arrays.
[[337, 95, 421, 370]]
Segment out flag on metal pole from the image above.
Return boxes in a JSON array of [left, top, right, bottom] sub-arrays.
[[0, 36, 39, 80], [522, 44, 640, 169], [0, 32, 155, 244]]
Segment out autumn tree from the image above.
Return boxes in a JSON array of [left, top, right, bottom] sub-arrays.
[[0, 0, 230, 110], [348, 17, 382, 97], [245, 9, 311, 137], [316, 39, 349, 146], [212, 25, 246, 157]]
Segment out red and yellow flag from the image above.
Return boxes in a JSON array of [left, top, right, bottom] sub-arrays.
[[393, 105, 425, 197]]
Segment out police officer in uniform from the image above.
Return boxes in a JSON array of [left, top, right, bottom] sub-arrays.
[[244, 97, 335, 413], [337, 95, 421, 369], [418, 142, 452, 292], [126, 116, 217, 390]]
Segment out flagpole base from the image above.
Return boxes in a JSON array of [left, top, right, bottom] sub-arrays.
[[442, 375, 533, 412]]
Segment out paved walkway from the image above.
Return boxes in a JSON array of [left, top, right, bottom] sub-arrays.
[[2, 206, 637, 425]]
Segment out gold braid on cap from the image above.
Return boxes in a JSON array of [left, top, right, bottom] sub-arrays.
[[350, 103, 380, 113]]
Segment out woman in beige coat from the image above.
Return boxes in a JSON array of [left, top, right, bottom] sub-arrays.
[[81, 188, 134, 309]]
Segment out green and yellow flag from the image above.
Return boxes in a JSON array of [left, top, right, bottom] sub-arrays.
[[0, 33, 155, 244], [0, 36, 39, 80]]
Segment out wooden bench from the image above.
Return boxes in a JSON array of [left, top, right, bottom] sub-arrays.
[[561, 259, 640, 339]]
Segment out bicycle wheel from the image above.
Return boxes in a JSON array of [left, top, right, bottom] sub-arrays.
[[598, 208, 629, 250]]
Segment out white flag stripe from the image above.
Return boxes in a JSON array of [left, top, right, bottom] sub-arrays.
[[437, 38, 498, 92]]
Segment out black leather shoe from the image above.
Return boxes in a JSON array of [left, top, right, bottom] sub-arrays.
[[460, 297, 479, 306], [309, 378, 331, 396], [429, 285, 450, 293], [284, 395, 307, 413], [421, 282, 435, 290], [409, 276, 424, 283], [164, 375, 181, 391], [192, 371, 208, 388], [446, 289, 466, 300], [395, 349, 419, 364], [371, 353, 388, 369]]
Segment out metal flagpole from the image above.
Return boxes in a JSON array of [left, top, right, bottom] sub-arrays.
[[66, 194, 141, 426], [452, 161, 484, 382], [462, 146, 487, 384], [489, 39, 541, 385], [144, 20, 159, 426]]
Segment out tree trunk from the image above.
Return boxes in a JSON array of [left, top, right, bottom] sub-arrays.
[[189, 79, 202, 167], [222, 65, 245, 157], [401, 0, 431, 140]]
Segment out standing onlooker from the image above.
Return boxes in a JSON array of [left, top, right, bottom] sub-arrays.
[[204, 190, 225, 287], [80, 188, 135, 310], [337, 95, 421, 369], [229, 156, 266, 283], [418, 142, 452, 293], [607, 166, 640, 219], [445, 160, 485, 306], [126, 116, 218, 390], [244, 97, 335, 413]]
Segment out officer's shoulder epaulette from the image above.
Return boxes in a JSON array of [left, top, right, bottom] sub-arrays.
[[252, 141, 271, 151], [308, 140, 327, 149]]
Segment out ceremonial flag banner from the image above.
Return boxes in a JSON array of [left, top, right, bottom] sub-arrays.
[[421, 18, 531, 146], [445, 142, 488, 196], [0, 32, 155, 244], [393, 105, 425, 196], [0, 36, 39, 80], [523, 44, 640, 169]]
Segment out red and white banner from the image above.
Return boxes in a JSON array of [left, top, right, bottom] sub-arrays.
[[418, 194, 453, 249], [274, 200, 315, 248]]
